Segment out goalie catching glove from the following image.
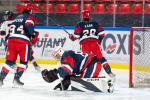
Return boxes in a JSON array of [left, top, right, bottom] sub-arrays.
[[41, 69, 58, 83]]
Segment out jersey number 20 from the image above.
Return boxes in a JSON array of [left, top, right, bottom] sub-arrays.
[[83, 29, 96, 36]]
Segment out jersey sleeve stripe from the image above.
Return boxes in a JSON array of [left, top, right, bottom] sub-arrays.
[[62, 64, 73, 74], [25, 20, 34, 25]]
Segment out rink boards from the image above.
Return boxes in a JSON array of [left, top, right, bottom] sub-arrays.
[[0, 26, 131, 69]]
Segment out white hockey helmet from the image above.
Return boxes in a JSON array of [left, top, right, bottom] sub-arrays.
[[52, 47, 64, 60]]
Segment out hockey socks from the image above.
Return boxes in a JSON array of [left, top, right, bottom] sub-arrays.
[[14, 66, 25, 79], [103, 63, 112, 74], [0, 64, 11, 80], [0, 64, 12, 86], [13, 65, 26, 86]]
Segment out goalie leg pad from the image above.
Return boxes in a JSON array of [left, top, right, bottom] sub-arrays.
[[70, 76, 114, 93]]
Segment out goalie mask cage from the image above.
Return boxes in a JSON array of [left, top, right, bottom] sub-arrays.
[[129, 27, 150, 88]]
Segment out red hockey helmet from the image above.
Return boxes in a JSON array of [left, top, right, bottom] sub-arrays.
[[81, 10, 90, 20], [23, 3, 34, 11]]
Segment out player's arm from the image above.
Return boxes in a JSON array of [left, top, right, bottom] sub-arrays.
[[0, 22, 6, 36], [41, 69, 71, 90], [41, 55, 75, 83], [57, 56, 75, 78], [69, 24, 81, 41], [25, 16, 39, 44], [25, 16, 36, 37], [97, 24, 105, 43]]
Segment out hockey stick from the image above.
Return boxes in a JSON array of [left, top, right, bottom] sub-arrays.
[[48, 17, 80, 41], [48, 17, 71, 35]]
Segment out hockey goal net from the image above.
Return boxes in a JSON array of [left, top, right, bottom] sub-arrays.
[[129, 27, 150, 88]]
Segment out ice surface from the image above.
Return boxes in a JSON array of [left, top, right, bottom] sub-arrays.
[[0, 64, 150, 100]]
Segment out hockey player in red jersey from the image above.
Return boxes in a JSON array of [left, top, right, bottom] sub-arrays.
[[0, 10, 40, 71], [0, 3, 39, 86], [41, 47, 114, 92], [69, 10, 115, 79]]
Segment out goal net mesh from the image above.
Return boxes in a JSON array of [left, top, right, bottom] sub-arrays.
[[130, 27, 150, 88]]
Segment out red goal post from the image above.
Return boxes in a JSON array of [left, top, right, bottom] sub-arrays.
[[129, 27, 150, 88]]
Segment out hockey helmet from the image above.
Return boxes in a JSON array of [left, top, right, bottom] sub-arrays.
[[23, 3, 34, 13], [3, 10, 14, 20], [81, 10, 90, 20], [52, 47, 64, 60]]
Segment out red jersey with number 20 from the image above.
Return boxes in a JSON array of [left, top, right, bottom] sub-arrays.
[[74, 21, 104, 44]]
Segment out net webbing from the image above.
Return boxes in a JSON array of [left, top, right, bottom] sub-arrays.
[[132, 28, 150, 87]]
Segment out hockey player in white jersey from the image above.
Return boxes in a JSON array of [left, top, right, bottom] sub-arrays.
[[0, 10, 14, 40]]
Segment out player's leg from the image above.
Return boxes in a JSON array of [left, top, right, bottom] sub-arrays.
[[30, 55, 40, 71], [80, 43, 103, 77], [0, 39, 17, 86], [29, 46, 40, 71], [0, 63, 15, 86], [92, 44, 115, 79], [13, 43, 29, 86], [80, 60, 102, 78], [101, 57, 116, 79]]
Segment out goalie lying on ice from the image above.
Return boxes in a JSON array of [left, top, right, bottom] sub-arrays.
[[41, 47, 115, 93]]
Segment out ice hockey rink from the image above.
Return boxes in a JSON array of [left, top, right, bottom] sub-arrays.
[[0, 64, 150, 100]]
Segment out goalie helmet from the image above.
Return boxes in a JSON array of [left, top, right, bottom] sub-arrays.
[[81, 10, 90, 21], [52, 47, 64, 60]]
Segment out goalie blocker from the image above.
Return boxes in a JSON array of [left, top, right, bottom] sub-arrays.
[[54, 76, 114, 93]]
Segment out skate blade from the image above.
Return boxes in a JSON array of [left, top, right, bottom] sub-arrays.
[[12, 84, 24, 88], [35, 67, 42, 72], [107, 80, 114, 93], [0, 84, 3, 87]]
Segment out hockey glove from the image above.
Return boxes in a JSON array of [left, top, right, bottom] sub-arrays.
[[30, 31, 39, 44], [54, 75, 71, 90], [69, 34, 77, 41], [41, 69, 59, 83], [0, 31, 6, 36]]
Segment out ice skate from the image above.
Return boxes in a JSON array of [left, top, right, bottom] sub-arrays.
[[34, 66, 41, 72], [107, 80, 114, 93], [33, 62, 41, 71], [13, 77, 24, 87], [109, 73, 116, 82], [0, 75, 4, 86]]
